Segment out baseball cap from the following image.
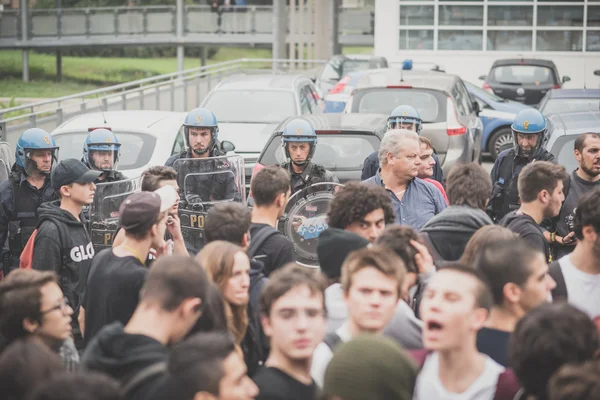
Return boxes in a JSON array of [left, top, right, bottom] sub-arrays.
[[119, 185, 178, 231], [317, 228, 370, 279], [51, 158, 102, 192]]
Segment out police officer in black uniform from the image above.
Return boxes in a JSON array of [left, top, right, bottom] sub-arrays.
[[0, 128, 59, 276], [489, 108, 555, 222], [82, 128, 127, 183], [280, 118, 338, 195]]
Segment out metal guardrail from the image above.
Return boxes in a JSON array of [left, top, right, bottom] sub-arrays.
[[0, 58, 326, 146], [0, 5, 374, 40]]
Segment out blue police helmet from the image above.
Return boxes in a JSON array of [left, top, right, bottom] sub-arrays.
[[387, 105, 423, 133], [281, 119, 317, 166], [510, 108, 548, 157], [83, 129, 121, 170], [184, 107, 219, 138], [15, 128, 59, 170]]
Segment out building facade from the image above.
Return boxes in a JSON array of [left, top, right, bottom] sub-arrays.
[[375, 0, 600, 87]]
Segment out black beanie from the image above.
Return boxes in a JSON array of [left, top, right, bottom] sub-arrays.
[[317, 228, 370, 279]]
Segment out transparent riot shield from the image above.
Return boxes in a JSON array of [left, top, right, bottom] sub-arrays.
[[173, 155, 245, 254], [89, 177, 142, 252], [277, 182, 344, 269]]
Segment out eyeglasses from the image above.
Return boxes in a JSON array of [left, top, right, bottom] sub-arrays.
[[40, 297, 70, 315]]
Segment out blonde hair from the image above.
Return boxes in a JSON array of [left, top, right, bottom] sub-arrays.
[[196, 241, 248, 344]]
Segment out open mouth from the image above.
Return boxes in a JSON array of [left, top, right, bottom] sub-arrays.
[[426, 320, 444, 331]]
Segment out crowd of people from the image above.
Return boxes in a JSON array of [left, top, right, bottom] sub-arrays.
[[0, 101, 599, 400]]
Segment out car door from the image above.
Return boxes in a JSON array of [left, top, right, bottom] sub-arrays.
[[458, 80, 484, 162], [451, 81, 477, 162]]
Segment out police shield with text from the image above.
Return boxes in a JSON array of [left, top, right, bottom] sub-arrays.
[[278, 182, 343, 268], [89, 177, 142, 253], [0, 128, 58, 276], [489, 108, 555, 221], [82, 128, 127, 183], [174, 155, 245, 254], [280, 118, 339, 195]]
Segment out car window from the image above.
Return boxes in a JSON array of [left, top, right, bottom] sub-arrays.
[[354, 89, 444, 122], [300, 87, 312, 114], [456, 81, 473, 115], [203, 90, 297, 123], [541, 99, 600, 115], [320, 60, 342, 82], [452, 87, 467, 116], [172, 126, 186, 155], [554, 137, 578, 174], [489, 65, 555, 85], [341, 60, 372, 76], [260, 133, 380, 170], [54, 131, 157, 170]]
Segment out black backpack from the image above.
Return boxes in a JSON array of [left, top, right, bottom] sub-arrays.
[[246, 225, 280, 261]]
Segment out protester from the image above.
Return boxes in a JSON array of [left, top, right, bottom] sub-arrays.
[[460, 225, 516, 268], [82, 255, 209, 400], [475, 240, 556, 367], [326, 181, 395, 243], [413, 264, 520, 400], [152, 332, 258, 400], [311, 246, 406, 387], [510, 303, 599, 400], [550, 188, 600, 321], [28, 372, 125, 400], [500, 161, 568, 262], [421, 163, 493, 261], [362, 129, 447, 230], [316, 228, 369, 333], [0, 338, 64, 400], [322, 335, 418, 400], [548, 360, 600, 400], [0, 269, 77, 369], [32, 159, 100, 349], [418, 136, 448, 204], [249, 166, 294, 276], [253, 264, 327, 400], [82, 186, 177, 346], [188, 282, 228, 335]]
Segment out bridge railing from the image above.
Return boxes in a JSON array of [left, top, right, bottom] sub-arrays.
[[0, 5, 374, 40], [0, 58, 326, 146]]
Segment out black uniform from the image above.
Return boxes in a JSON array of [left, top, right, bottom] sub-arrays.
[[488, 147, 555, 222], [282, 162, 339, 195], [0, 167, 56, 275]]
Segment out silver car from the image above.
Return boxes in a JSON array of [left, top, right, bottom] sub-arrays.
[[201, 73, 323, 186], [344, 69, 483, 174]]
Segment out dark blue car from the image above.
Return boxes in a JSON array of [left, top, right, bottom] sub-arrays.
[[466, 82, 529, 159]]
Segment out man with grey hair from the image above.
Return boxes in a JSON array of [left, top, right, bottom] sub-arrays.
[[363, 129, 446, 230]]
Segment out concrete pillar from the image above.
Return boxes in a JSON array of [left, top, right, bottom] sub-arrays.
[[176, 0, 184, 77], [330, 0, 341, 56], [56, 50, 63, 82], [20, 0, 29, 82], [273, 0, 287, 63]]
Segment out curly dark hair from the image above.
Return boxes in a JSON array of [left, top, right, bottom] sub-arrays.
[[327, 182, 395, 229]]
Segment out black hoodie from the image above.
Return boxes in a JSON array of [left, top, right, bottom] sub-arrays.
[[500, 211, 550, 261], [82, 322, 168, 400], [32, 201, 94, 334]]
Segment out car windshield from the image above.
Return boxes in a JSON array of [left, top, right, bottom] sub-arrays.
[[204, 91, 297, 124], [356, 89, 441, 122], [541, 98, 600, 115], [53, 131, 157, 170], [261, 133, 380, 170], [555, 137, 578, 174], [342, 60, 373, 76], [489, 65, 555, 85]]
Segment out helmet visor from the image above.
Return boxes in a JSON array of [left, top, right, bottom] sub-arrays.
[[25, 147, 58, 176], [88, 144, 120, 172], [387, 117, 422, 133], [512, 131, 544, 157]]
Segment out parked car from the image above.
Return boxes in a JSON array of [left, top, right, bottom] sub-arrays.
[[51, 110, 187, 178], [465, 81, 528, 159], [479, 58, 570, 105], [251, 113, 389, 184], [343, 69, 483, 174], [201, 73, 323, 186], [538, 89, 600, 116], [316, 54, 388, 95], [545, 110, 600, 173]]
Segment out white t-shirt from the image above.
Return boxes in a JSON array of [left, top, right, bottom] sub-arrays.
[[559, 254, 600, 320], [325, 283, 347, 333], [310, 323, 352, 388], [414, 353, 505, 400]]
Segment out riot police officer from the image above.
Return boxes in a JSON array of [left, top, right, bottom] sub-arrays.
[[82, 128, 126, 183], [0, 128, 58, 276], [281, 118, 338, 195], [489, 108, 555, 222], [166, 107, 239, 202], [361, 105, 444, 183]]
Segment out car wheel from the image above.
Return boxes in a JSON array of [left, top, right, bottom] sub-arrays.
[[489, 128, 513, 160]]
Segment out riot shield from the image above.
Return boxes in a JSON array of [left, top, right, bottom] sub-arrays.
[[89, 177, 142, 252], [277, 182, 344, 269], [173, 155, 245, 254]]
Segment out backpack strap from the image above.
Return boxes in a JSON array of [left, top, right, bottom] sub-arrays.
[[548, 260, 568, 301], [493, 369, 521, 400], [323, 332, 343, 352], [122, 361, 167, 396], [247, 225, 280, 259]]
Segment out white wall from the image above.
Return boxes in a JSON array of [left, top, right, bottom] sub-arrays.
[[374, 0, 600, 89]]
